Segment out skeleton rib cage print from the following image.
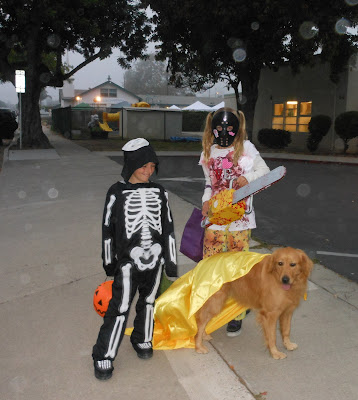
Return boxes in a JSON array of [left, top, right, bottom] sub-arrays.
[[103, 186, 174, 272], [125, 188, 163, 271]]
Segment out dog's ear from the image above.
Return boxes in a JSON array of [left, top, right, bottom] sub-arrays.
[[262, 254, 275, 273], [297, 249, 314, 278]]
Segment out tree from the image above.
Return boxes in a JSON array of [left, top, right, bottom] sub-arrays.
[[124, 55, 194, 95], [0, 1, 150, 148], [144, 0, 358, 139]]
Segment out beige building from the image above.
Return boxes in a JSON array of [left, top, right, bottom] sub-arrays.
[[59, 76, 223, 109], [59, 76, 141, 108], [225, 58, 358, 153]]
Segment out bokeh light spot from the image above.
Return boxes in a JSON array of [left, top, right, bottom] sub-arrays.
[[251, 22, 260, 31], [348, 53, 358, 69], [233, 48, 246, 62], [238, 94, 247, 105], [296, 183, 311, 197], [299, 21, 319, 40], [47, 34, 61, 48], [48, 188, 59, 199], [39, 72, 51, 84], [345, 0, 358, 5], [335, 18, 351, 35], [18, 190, 26, 199]]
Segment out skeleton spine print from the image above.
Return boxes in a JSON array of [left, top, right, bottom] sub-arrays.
[[124, 188, 163, 271]]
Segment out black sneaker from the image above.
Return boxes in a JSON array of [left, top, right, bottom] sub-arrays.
[[94, 360, 113, 380], [226, 319, 242, 337], [132, 341, 153, 359]]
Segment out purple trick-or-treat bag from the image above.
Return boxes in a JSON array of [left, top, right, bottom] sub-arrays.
[[180, 208, 204, 263]]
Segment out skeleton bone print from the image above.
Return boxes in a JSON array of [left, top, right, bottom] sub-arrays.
[[124, 188, 163, 270]]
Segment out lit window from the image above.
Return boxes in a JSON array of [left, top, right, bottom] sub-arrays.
[[272, 101, 312, 133]]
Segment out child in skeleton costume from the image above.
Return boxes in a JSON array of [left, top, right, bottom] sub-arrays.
[[92, 138, 177, 380], [200, 107, 270, 337]]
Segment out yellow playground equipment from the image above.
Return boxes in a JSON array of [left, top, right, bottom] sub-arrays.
[[131, 102, 150, 108], [99, 112, 120, 131]]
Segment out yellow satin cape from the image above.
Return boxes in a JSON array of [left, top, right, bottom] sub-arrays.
[[152, 251, 269, 350]]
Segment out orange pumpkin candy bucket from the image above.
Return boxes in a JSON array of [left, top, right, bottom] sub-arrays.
[[93, 280, 113, 316]]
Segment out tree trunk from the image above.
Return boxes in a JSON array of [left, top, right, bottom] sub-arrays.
[[240, 67, 261, 142], [17, 50, 51, 149], [19, 88, 51, 149]]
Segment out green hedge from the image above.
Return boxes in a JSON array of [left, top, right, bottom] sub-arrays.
[[257, 128, 291, 149], [334, 111, 358, 153], [182, 110, 210, 131], [307, 115, 332, 152]]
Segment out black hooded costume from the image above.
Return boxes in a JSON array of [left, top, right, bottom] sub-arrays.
[[92, 138, 177, 362]]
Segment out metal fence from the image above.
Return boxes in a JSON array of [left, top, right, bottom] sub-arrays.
[[51, 107, 106, 139], [51, 106, 72, 138]]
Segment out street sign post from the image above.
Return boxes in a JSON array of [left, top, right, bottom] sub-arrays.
[[15, 70, 25, 149]]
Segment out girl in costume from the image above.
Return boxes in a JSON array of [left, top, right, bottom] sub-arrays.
[[199, 107, 270, 336], [92, 138, 177, 380]]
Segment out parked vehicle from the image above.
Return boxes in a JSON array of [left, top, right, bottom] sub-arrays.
[[0, 108, 18, 145]]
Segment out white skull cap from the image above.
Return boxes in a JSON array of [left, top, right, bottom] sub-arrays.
[[122, 138, 149, 151]]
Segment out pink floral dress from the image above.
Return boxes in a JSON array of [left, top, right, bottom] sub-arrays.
[[199, 140, 269, 232]]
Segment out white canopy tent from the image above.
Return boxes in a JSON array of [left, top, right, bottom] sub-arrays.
[[168, 105, 181, 109], [211, 101, 225, 110], [182, 101, 212, 111]]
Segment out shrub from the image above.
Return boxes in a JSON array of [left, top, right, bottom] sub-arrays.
[[334, 111, 358, 153], [306, 115, 332, 152], [182, 111, 210, 131], [257, 128, 291, 149]]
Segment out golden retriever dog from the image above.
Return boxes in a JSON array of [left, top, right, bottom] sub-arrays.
[[195, 247, 313, 359]]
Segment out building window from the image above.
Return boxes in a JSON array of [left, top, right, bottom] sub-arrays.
[[272, 101, 312, 133], [100, 88, 117, 98]]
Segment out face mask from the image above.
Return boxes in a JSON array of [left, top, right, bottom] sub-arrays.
[[212, 111, 240, 147]]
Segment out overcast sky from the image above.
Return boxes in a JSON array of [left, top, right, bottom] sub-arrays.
[[0, 49, 228, 105], [0, 50, 128, 105]]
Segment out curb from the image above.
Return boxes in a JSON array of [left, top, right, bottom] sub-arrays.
[[261, 153, 358, 165]]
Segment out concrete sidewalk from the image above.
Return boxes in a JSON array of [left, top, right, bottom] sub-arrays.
[[1, 129, 357, 400]]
